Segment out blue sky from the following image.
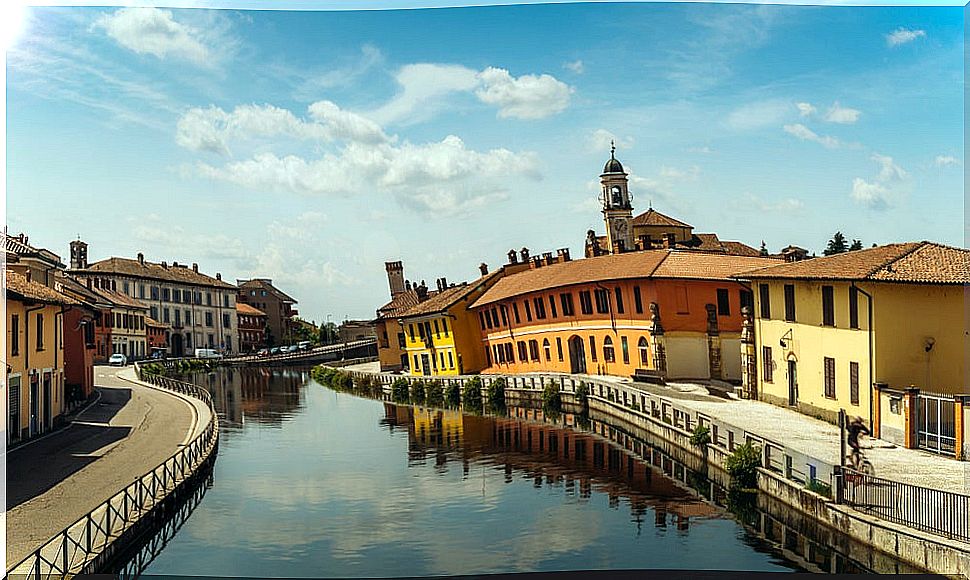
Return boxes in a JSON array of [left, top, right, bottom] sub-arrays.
[[6, 2, 964, 323]]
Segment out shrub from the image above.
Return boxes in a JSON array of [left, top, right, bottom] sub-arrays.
[[462, 377, 483, 411], [332, 371, 353, 391], [575, 382, 589, 407], [486, 377, 507, 409], [426, 380, 444, 406], [410, 380, 426, 404], [542, 381, 562, 413], [805, 478, 832, 499], [392, 378, 410, 403], [724, 441, 762, 490], [445, 380, 462, 407], [689, 425, 711, 448]]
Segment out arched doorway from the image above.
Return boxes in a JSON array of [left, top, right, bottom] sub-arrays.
[[568, 335, 587, 374]]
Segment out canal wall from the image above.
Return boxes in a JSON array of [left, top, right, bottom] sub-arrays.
[[335, 367, 970, 578]]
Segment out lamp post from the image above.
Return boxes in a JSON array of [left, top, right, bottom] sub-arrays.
[[326, 314, 332, 345]]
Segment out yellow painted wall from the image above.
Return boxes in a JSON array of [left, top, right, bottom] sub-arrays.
[[377, 318, 407, 372], [7, 298, 66, 442], [404, 314, 461, 377]]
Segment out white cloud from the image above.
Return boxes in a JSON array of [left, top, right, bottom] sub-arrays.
[[871, 152, 907, 181], [563, 60, 584, 74], [369, 63, 480, 126], [726, 100, 791, 130], [94, 8, 213, 66], [782, 123, 840, 148], [886, 27, 926, 47], [824, 102, 861, 124], [796, 102, 816, 117], [850, 178, 888, 209], [739, 193, 805, 213], [475, 67, 573, 120], [934, 155, 961, 168], [587, 129, 633, 153]]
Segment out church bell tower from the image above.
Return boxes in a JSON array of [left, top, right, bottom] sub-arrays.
[[601, 142, 634, 254]]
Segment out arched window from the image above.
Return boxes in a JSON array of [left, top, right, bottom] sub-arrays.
[[518, 341, 528, 362], [528, 339, 540, 361], [638, 336, 649, 366], [543, 338, 551, 361], [603, 336, 616, 363]]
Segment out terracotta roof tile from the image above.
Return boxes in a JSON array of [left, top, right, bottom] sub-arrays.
[[75, 257, 234, 288], [652, 252, 782, 280], [145, 317, 170, 328], [236, 302, 267, 316], [377, 290, 420, 318], [238, 279, 297, 302], [91, 287, 150, 310], [737, 242, 969, 284], [720, 240, 763, 257], [631, 208, 693, 229], [399, 270, 504, 318], [6, 270, 78, 305]]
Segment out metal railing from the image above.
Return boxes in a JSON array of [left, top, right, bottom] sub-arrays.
[[837, 467, 970, 543], [6, 368, 219, 580], [222, 338, 377, 364]]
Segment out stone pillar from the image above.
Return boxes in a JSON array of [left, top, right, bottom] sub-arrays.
[[740, 306, 757, 399], [903, 386, 920, 449], [955, 396, 967, 461], [649, 302, 667, 379], [705, 303, 721, 380]]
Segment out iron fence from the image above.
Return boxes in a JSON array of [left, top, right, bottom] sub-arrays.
[[837, 467, 970, 544], [6, 370, 219, 580]]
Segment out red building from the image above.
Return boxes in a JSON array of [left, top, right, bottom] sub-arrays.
[[54, 275, 107, 406], [146, 317, 169, 357], [236, 302, 268, 352]]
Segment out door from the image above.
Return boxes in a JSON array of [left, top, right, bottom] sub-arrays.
[[9, 377, 20, 444], [171, 333, 184, 357], [916, 393, 956, 455], [420, 354, 431, 376], [568, 336, 587, 374], [43, 372, 53, 431], [787, 360, 798, 406], [30, 376, 39, 437]]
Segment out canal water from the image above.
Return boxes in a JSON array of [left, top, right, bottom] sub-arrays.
[[128, 367, 876, 576]]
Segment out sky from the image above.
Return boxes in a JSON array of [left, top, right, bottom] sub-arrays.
[[6, 1, 965, 324]]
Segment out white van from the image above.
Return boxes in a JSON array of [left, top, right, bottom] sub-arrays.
[[194, 348, 224, 360]]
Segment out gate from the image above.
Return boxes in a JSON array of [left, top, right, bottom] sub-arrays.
[[916, 393, 956, 455]]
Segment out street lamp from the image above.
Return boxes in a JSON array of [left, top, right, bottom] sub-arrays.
[[326, 314, 332, 345]]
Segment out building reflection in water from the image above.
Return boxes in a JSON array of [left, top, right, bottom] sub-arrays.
[[381, 403, 716, 535], [182, 367, 307, 432]]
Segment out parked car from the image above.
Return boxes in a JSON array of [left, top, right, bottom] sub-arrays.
[[270, 346, 281, 355], [286, 344, 300, 353], [257, 348, 270, 357], [298, 341, 312, 351], [108, 353, 128, 366], [194, 348, 224, 360]]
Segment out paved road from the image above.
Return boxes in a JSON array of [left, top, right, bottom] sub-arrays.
[[6, 365, 198, 567]]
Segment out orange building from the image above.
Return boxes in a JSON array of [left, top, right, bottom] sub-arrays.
[[470, 249, 780, 382]]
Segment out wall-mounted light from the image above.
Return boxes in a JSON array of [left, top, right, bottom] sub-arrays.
[[779, 329, 793, 349], [924, 337, 936, 352]]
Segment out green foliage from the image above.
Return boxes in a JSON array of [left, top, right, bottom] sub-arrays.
[[805, 478, 832, 498], [824, 231, 848, 255], [410, 380, 426, 404], [725, 488, 759, 526], [425, 380, 444, 407], [724, 442, 762, 490], [310, 365, 354, 392], [542, 381, 562, 413], [486, 377, 507, 410], [445, 380, 462, 407], [849, 239, 863, 251], [575, 382, 589, 407], [759, 241, 769, 257], [689, 425, 711, 448], [392, 378, 410, 403], [140, 362, 164, 377], [462, 377, 483, 411]]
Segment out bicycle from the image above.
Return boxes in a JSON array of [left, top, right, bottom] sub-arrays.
[[845, 447, 875, 476]]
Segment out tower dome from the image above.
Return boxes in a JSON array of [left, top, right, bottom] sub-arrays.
[[602, 141, 625, 174]]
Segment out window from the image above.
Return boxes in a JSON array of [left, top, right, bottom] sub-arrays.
[[207, 293, 213, 306], [513, 303, 521, 324], [479, 312, 487, 331], [434, 319, 442, 336], [784, 284, 796, 322], [716, 289, 730, 316], [162, 288, 171, 302], [223, 313, 231, 328], [556, 337, 564, 361], [208, 334, 215, 347], [440, 352, 445, 369], [759, 284, 771, 319], [594, 289, 610, 314], [524, 300, 532, 322], [442, 318, 449, 336], [762, 346, 773, 383], [115, 313, 121, 328], [448, 351, 454, 369], [589, 336, 597, 362], [822, 285, 835, 326], [494, 344, 502, 364], [518, 341, 528, 361], [824, 357, 836, 399], [414, 355, 420, 369], [174, 310, 181, 327], [185, 310, 192, 326], [549, 295, 558, 318], [740, 290, 754, 314], [621, 336, 629, 364], [560, 293, 575, 316], [484, 346, 490, 368], [579, 290, 593, 315], [123, 281, 130, 295], [11, 314, 19, 356], [205, 312, 213, 327], [224, 295, 230, 308], [151, 286, 159, 300], [505, 343, 514, 363], [150, 306, 158, 320], [850, 362, 860, 406], [36, 313, 44, 350], [543, 339, 551, 361], [173, 289, 181, 303], [633, 286, 643, 314], [261, 290, 267, 297], [138, 284, 145, 299], [638, 336, 649, 366], [603, 336, 615, 363], [500, 306, 508, 326], [849, 286, 859, 329], [614, 287, 625, 314], [409, 324, 415, 341], [163, 308, 170, 323], [533, 297, 546, 319], [491, 308, 500, 328], [417, 323, 425, 339], [528, 339, 540, 361]]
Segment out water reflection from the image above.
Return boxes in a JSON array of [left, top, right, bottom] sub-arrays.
[[180, 367, 308, 431]]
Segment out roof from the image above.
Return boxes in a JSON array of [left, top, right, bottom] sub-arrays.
[[603, 148, 625, 174], [471, 250, 781, 308], [377, 290, 420, 318], [91, 287, 150, 310], [145, 317, 170, 329], [236, 302, 267, 316], [6, 270, 78, 306], [736, 242, 970, 284], [75, 257, 234, 289], [53, 274, 108, 309], [631, 208, 693, 229], [720, 241, 763, 257], [692, 233, 723, 252], [237, 278, 297, 303], [5, 234, 64, 267], [399, 270, 504, 318]]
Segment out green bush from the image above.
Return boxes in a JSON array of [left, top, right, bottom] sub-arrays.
[[392, 378, 410, 403], [542, 381, 562, 413], [486, 377, 507, 409], [575, 382, 589, 407], [462, 377, 483, 411], [410, 380, 426, 404], [446, 380, 462, 407], [689, 425, 711, 447], [724, 441, 762, 490], [332, 371, 353, 391], [426, 380, 444, 406], [805, 478, 832, 499]]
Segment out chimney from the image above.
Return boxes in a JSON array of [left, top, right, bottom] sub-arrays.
[[435, 278, 443, 291], [479, 263, 488, 276], [558, 248, 571, 262], [508, 249, 518, 264], [161, 261, 168, 268], [192, 263, 198, 272], [385, 261, 405, 297], [441, 276, 447, 288], [173, 261, 179, 268], [405, 279, 412, 291], [137, 252, 144, 265], [216, 273, 222, 281], [543, 252, 554, 266], [416, 280, 429, 301], [520, 247, 530, 262], [532, 256, 543, 269]]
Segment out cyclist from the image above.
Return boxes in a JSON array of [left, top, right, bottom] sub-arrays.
[[846, 415, 871, 470]]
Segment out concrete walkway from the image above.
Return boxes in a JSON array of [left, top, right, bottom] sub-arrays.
[[5, 365, 210, 567]]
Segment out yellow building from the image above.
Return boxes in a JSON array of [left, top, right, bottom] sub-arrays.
[[739, 242, 969, 430], [376, 262, 418, 373], [7, 269, 77, 445]]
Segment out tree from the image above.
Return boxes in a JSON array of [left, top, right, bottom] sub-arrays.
[[849, 239, 863, 251], [318, 322, 338, 344], [759, 241, 769, 257], [824, 232, 849, 256]]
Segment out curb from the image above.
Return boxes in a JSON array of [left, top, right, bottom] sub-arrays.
[[7, 390, 104, 453]]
